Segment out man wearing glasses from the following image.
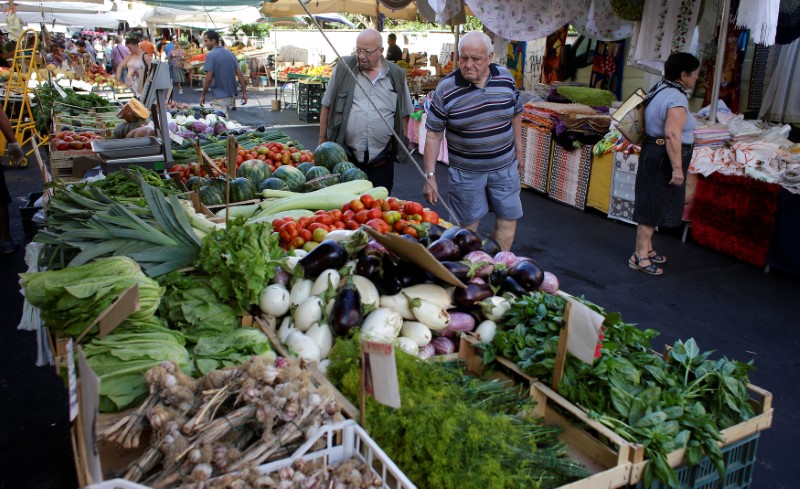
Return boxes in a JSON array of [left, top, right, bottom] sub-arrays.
[[319, 29, 412, 193], [422, 31, 523, 251]]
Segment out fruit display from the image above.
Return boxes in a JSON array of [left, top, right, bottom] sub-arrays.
[[50, 130, 103, 151], [277, 64, 333, 78]]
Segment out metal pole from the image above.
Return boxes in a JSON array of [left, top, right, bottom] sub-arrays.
[[708, 0, 731, 123]]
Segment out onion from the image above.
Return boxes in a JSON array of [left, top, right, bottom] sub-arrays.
[[431, 336, 456, 355], [540, 271, 560, 294]]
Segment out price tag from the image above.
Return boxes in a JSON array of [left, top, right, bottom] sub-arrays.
[[361, 340, 401, 409], [170, 132, 185, 146], [67, 338, 78, 422]]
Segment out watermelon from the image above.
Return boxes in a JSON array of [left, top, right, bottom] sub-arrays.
[[332, 161, 356, 175], [258, 177, 289, 191], [237, 159, 271, 184], [272, 165, 306, 192], [230, 177, 257, 202], [185, 176, 207, 191], [340, 168, 369, 182], [296, 162, 314, 175], [305, 166, 331, 182], [313, 142, 348, 171], [305, 174, 340, 192], [206, 177, 227, 194], [198, 185, 225, 206]]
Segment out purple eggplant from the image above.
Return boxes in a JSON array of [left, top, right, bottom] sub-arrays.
[[395, 262, 429, 287], [363, 240, 390, 258], [440, 225, 461, 241], [330, 283, 363, 335], [447, 311, 477, 332], [298, 240, 348, 278], [355, 254, 382, 278], [428, 238, 461, 261], [270, 267, 291, 287], [453, 228, 483, 256], [431, 336, 457, 355], [509, 260, 544, 291], [425, 223, 446, 241], [399, 233, 420, 245], [374, 258, 403, 295], [488, 266, 508, 286], [502, 275, 528, 295], [441, 261, 470, 281], [480, 234, 501, 256], [453, 283, 494, 309]]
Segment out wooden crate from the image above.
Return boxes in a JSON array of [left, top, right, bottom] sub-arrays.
[[628, 383, 773, 485], [459, 333, 535, 385]]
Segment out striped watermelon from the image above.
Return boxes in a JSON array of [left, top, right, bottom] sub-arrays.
[[272, 165, 306, 192], [340, 168, 369, 182], [313, 142, 348, 171], [332, 161, 356, 175], [258, 177, 289, 191], [305, 166, 331, 182]]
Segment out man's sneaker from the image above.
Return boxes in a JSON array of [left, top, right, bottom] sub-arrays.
[[0, 240, 17, 255]]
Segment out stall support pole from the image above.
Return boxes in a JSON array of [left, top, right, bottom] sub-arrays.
[[708, 0, 731, 123]]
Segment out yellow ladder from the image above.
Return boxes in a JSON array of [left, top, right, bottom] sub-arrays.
[[1, 29, 49, 167]]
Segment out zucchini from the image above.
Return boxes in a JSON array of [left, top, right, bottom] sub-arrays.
[[249, 209, 314, 224], [214, 203, 260, 219], [255, 192, 359, 217]]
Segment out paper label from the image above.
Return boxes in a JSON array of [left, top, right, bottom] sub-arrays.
[[67, 339, 78, 422], [564, 298, 605, 364], [361, 340, 401, 409]]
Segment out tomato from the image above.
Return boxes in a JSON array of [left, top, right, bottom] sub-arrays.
[[308, 222, 330, 233], [299, 228, 312, 242], [297, 216, 312, 229], [354, 209, 370, 224], [329, 209, 343, 222], [349, 199, 365, 212], [332, 220, 346, 230], [236, 155, 244, 165], [401, 225, 419, 238], [311, 228, 328, 243], [403, 201, 423, 215], [289, 146, 298, 153], [366, 218, 390, 234], [279, 221, 300, 242], [367, 207, 383, 221], [382, 210, 402, 225], [346, 220, 360, 230], [313, 214, 333, 226], [374, 199, 390, 212], [300, 154, 310, 162], [393, 219, 408, 232], [359, 193, 374, 209], [289, 236, 305, 249], [342, 209, 355, 221], [169, 164, 183, 173], [421, 210, 440, 224], [410, 214, 422, 222], [387, 197, 401, 211]]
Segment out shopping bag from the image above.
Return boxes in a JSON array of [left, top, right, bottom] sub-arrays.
[[612, 88, 647, 145]]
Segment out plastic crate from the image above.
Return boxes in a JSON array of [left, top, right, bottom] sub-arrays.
[[627, 433, 760, 489]]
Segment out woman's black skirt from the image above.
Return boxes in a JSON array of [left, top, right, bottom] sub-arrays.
[[633, 138, 693, 227]]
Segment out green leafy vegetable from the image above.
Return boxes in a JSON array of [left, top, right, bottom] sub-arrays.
[[196, 219, 284, 309], [157, 272, 241, 342], [192, 328, 275, 374], [83, 316, 194, 412]]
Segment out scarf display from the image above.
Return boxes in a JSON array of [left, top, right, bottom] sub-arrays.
[[628, 0, 702, 74], [701, 21, 748, 111], [540, 24, 570, 84], [747, 44, 771, 111], [759, 37, 800, 123], [465, 0, 578, 41], [572, 0, 635, 41], [589, 40, 626, 99], [736, 0, 780, 46]]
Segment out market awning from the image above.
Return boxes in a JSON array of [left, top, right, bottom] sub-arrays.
[[259, 0, 419, 21], [8, 11, 120, 28]]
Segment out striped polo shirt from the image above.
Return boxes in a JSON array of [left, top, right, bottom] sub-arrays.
[[425, 63, 522, 172]]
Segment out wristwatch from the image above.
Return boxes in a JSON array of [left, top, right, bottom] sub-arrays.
[[425, 172, 435, 178]]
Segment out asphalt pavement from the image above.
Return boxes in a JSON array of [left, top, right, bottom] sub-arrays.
[[0, 85, 796, 488]]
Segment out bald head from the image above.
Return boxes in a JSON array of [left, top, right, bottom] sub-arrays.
[[357, 29, 382, 47], [355, 28, 384, 71]]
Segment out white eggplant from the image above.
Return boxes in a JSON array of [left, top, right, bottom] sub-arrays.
[[284, 331, 321, 363], [294, 296, 324, 332], [277, 317, 298, 343], [479, 296, 511, 322], [259, 284, 291, 317], [474, 320, 498, 344], [284, 256, 302, 273], [395, 337, 419, 356], [352, 275, 379, 312], [380, 293, 414, 320], [290, 279, 313, 307], [360, 307, 403, 343], [405, 293, 450, 331], [292, 249, 308, 258], [401, 284, 451, 309], [317, 359, 330, 375], [311, 269, 340, 296], [400, 321, 432, 347], [305, 323, 333, 359], [341, 259, 357, 276]]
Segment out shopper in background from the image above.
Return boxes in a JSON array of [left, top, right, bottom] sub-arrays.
[[319, 29, 411, 194], [629, 52, 700, 276], [198, 30, 247, 115], [169, 42, 187, 95], [73, 40, 98, 70], [386, 33, 403, 62], [422, 31, 523, 252], [110, 35, 130, 83], [46, 44, 68, 67], [139, 35, 156, 57], [1, 110, 24, 255], [115, 38, 151, 97]]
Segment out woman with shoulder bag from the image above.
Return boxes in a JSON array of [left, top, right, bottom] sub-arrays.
[[629, 52, 700, 276]]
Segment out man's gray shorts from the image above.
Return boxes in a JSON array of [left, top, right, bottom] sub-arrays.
[[447, 163, 523, 226]]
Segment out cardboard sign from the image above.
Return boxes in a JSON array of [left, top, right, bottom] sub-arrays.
[[361, 340, 401, 409], [77, 346, 102, 483], [67, 339, 78, 422], [564, 298, 605, 364], [76, 285, 140, 343], [362, 226, 466, 288]]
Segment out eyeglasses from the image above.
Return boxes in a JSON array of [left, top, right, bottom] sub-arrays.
[[353, 46, 381, 56]]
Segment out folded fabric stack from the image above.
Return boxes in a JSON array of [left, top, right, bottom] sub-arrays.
[[522, 101, 612, 148], [694, 124, 732, 149]]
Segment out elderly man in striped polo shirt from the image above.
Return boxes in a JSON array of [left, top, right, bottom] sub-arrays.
[[422, 31, 524, 251]]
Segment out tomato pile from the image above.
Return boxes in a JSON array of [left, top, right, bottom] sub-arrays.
[[273, 194, 440, 251], [51, 131, 103, 151]]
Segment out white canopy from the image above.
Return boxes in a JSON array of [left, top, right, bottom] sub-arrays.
[[260, 0, 419, 21]]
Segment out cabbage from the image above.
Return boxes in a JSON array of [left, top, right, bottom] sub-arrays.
[[191, 121, 208, 133], [184, 115, 198, 126], [175, 114, 187, 125], [205, 113, 218, 124]]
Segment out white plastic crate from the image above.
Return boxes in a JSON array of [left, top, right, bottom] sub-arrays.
[[87, 420, 416, 489]]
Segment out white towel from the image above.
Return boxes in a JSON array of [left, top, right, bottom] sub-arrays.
[[736, 0, 780, 46]]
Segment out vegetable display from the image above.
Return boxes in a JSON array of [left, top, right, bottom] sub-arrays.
[[485, 292, 757, 487]]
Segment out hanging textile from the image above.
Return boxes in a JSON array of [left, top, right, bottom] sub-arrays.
[[748, 44, 771, 111], [429, 0, 466, 25], [572, 0, 635, 41], [628, 0, 702, 74], [701, 21, 748, 111], [524, 38, 548, 90], [540, 24, 570, 85], [736, 0, 780, 46], [759, 37, 800, 123], [776, 0, 800, 45], [589, 40, 626, 99], [417, 0, 437, 22], [464, 0, 579, 41], [507, 41, 526, 89]]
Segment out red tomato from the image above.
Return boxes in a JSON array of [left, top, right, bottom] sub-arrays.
[[387, 197, 401, 211], [402, 225, 419, 238], [366, 218, 390, 234], [279, 221, 300, 242], [289, 236, 305, 249], [349, 199, 365, 212], [346, 220, 360, 230], [360, 194, 374, 209], [393, 219, 408, 232], [332, 220, 346, 230], [354, 209, 370, 224], [299, 228, 312, 242], [329, 209, 343, 222], [367, 207, 383, 221], [297, 216, 312, 229], [308, 222, 330, 233], [342, 209, 355, 221], [314, 214, 333, 226], [403, 201, 423, 215], [421, 210, 440, 224]]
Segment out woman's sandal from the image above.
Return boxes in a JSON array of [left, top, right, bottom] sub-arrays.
[[648, 250, 667, 264], [628, 254, 664, 275]]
